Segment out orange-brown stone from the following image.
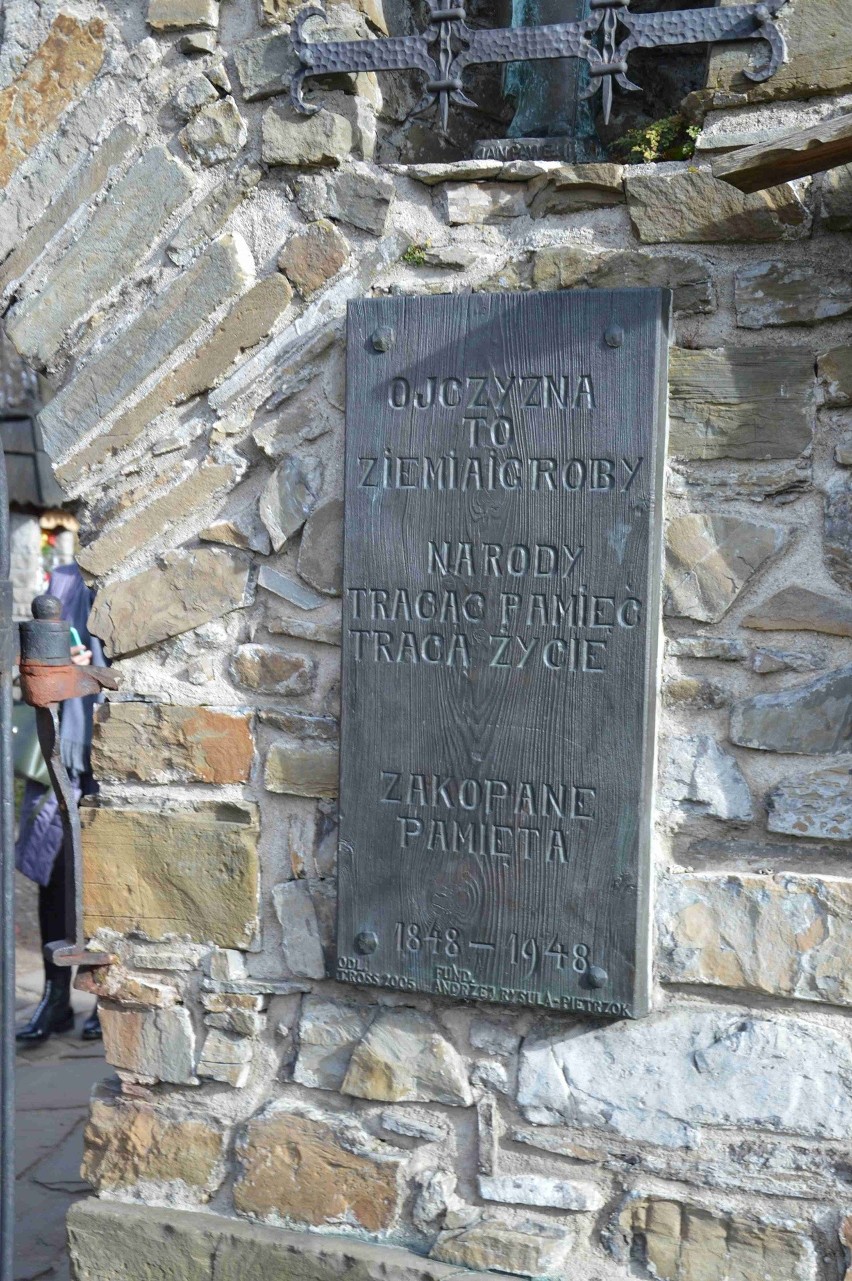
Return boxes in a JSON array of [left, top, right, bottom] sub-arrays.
[[92, 702, 254, 785]]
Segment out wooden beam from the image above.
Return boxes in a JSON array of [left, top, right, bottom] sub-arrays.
[[712, 111, 852, 194]]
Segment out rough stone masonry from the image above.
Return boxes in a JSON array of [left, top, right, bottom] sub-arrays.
[[1, 0, 852, 1278]]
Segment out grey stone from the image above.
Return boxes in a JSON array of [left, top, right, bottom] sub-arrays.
[[662, 735, 753, 823], [206, 949, 246, 981], [230, 644, 316, 696], [768, 768, 852, 841], [749, 648, 823, 675], [380, 1110, 449, 1142], [43, 233, 254, 465], [818, 345, 852, 406], [201, 502, 271, 554], [265, 596, 342, 644], [825, 476, 852, 591], [837, 436, 852, 467], [439, 182, 528, 225], [820, 162, 852, 232], [168, 164, 261, 266], [664, 514, 786, 623], [421, 244, 480, 270], [668, 457, 812, 501], [297, 162, 395, 235], [257, 563, 326, 610], [293, 995, 373, 1088], [735, 260, 852, 328], [342, 1009, 473, 1106], [206, 61, 231, 93], [197, 1028, 253, 1086], [99, 1004, 196, 1084], [526, 163, 625, 216], [669, 346, 815, 461], [87, 547, 249, 657], [298, 498, 343, 595], [469, 1019, 521, 1057], [258, 708, 338, 741], [413, 1170, 458, 1230], [730, 666, 852, 754], [279, 219, 350, 296], [531, 245, 714, 314], [667, 637, 747, 661], [260, 454, 323, 551], [8, 146, 195, 367], [626, 169, 810, 244], [272, 881, 327, 979], [148, 0, 219, 28], [743, 585, 852, 638], [262, 102, 353, 167], [518, 1005, 852, 1146], [179, 31, 218, 53], [431, 1221, 574, 1278], [265, 739, 339, 797], [181, 99, 247, 166], [479, 1175, 603, 1212], [174, 74, 219, 120], [234, 32, 298, 100]]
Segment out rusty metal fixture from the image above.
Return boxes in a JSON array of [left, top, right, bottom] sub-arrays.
[[291, 0, 788, 135], [19, 594, 118, 971]]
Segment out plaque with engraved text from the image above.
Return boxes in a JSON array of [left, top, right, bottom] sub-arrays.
[[338, 290, 670, 1018]]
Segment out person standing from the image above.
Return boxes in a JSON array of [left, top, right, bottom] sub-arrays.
[[15, 562, 104, 1044]]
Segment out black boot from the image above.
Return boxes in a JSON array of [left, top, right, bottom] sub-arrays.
[[16, 979, 74, 1045], [81, 1007, 101, 1041]]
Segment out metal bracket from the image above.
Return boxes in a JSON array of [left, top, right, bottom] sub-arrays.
[[291, 0, 788, 134]]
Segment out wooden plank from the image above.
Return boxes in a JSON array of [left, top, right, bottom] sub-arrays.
[[338, 290, 670, 1019], [712, 111, 852, 194]]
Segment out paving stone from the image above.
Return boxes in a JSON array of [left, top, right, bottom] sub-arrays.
[[825, 476, 852, 592], [99, 1003, 196, 1084], [735, 260, 852, 328], [431, 1221, 574, 1278], [83, 1091, 225, 1193], [262, 102, 354, 166], [298, 498, 343, 594], [148, 0, 219, 29], [272, 881, 327, 979], [260, 453, 324, 550], [279, 220, 350, 297], [662, 734, 753, 823], [616, 1196, 815, 1281], [668, 346, 815, 461], [518, 1004, 852, 1146], [92, 702, 253, 784], [181, 99, 247, 166], [664, 513, 785, 623], [76, 463, 236, 577], [8, 146, 195, 367], [82, 801, 259, 947], [265, 739, 339, 797], [43, 233, 254, 467], [768, 770, 852, 843], [297, 163, 395, 235], [234, 1104, 403, 1231], [731, 666, 852, 754], [342, 1008, 473, 1106], [230, 643, 316, 695], [439, 183, 529, 225], [0, 14, 107, 188], [743, 586, 852, 638], [234, 31, 298, 100], [196, 1027, 253, 1086], [87, 547, 249, 657], [293, 995, 373, 1089], [531, 245, 713, 314], [478, 1174, 603, 1212], [626, 169, 810, 243], [168, 164, 261, 266]]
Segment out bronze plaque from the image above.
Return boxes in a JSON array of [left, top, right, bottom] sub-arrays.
[[337, 289, 670, 1018]]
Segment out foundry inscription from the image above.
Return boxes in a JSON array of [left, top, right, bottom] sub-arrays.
[[338, 290, 670, 1018]]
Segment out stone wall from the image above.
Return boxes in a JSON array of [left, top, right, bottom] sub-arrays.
[[2, 1, 852, 1279]]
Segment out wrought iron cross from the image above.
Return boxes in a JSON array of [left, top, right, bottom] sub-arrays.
[[291, 0, 788, 137]]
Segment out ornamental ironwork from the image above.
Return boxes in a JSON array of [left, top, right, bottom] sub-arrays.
[[290, 0, 788, 136]]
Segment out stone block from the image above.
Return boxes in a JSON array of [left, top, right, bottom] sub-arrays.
[[197, 1028, 253, 1086], [234, 32, 299, 100], [661, 735, 753, 823], [92, 702, 253, 784], [74, 964, 180, 1009], [265, 739, 339, 797], [617, 1197, 815, 1281], [431, 1221, 574, 1278], [230, 643, 316, 695], [87, 547, 249, 657], [0, 14, 106, 188], [626, 169, 810, 244], [730, 666, 852, 754], [83, 1091, 225, 1194], [180, 31, 219, 52], [478, 1174, 603, 1212], [825, 476, 852, 592], [526, 163, 625, 216], [820, 163, 852, 232], [531, 245, 713, 314], [341, 1008, 473, 1106], [44, 233, 254, 467], [735, 260, 852, 329], [660, 871, 852, 1007], [768, 770, 852, 843], [174, 76, 220, 121], [667, 636, 747, 661], [742, 586, 852, 638], [518, 1004, 852, 1146], [272, 880, 326, 979], [181, 99, 247, 166], [99, 1003, 196, 1084], [664, 514, 786, 623], [68, 1200, 216, 1281], [668, 347, 814, 461], [820, 345, 852, 407], [148, 0, 219, 28], [234, 1104, 403, 1231], [262, 103, 354, 167], [293, 995, 374, 1089], [440, 183, 528, 225], [298, 498, 343, 594], [297, 164, 395, 235], [82, 801, 259, 947], [168, 163, 261, 267], [279, 220, 350, 296], [259, 454, 324, 550]]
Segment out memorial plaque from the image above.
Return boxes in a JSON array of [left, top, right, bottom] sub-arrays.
[[338, 289, 670, 1018]]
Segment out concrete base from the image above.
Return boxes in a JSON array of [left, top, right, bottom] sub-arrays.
[[67, 1200, 509, 1281]]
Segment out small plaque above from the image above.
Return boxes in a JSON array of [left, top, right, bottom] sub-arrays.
[[337, 289, 670, 1018]]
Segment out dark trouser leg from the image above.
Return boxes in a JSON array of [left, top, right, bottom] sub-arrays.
[[17, 856, 73, 1044]]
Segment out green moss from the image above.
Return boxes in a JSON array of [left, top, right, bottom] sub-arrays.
[[610, 114, 699, 165], [401, 242, 431, 267]]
